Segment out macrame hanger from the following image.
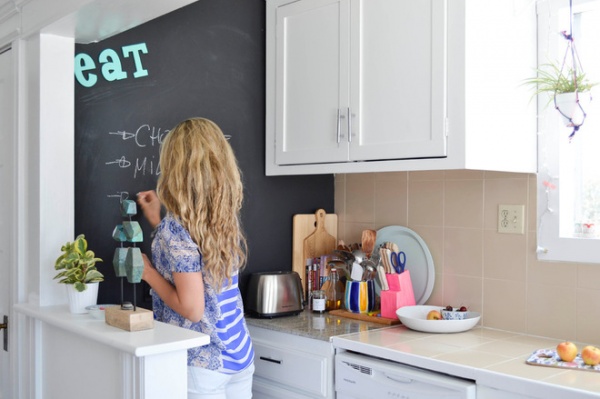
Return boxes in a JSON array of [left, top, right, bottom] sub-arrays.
[[554, 0, 589, 139]]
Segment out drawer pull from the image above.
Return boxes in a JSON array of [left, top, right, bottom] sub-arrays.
[[259, 356, 282, 365]]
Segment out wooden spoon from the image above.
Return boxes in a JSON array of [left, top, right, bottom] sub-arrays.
[[361, 229, 377, 259]]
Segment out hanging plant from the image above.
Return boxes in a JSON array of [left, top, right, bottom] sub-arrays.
[[523, 62, 597, 98], [524, 0, 596, 139]]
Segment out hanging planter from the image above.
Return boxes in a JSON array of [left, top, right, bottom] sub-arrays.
[[554, 91, 591, 127], [523, 0, 597, 139]]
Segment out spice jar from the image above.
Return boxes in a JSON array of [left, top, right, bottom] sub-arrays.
[[312, 290, 326, 313]]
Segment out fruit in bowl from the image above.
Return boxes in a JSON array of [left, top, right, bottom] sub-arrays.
[[426, 310, 442, 320], [441, 305, 468, 320]]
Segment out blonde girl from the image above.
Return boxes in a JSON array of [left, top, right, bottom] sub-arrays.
[[138, 118, 254, 399]]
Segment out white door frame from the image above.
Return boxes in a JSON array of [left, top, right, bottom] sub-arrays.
[[0, 43, 16, 399]]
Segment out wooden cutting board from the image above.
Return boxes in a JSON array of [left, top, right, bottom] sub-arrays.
[[292, 210, 337, 296]]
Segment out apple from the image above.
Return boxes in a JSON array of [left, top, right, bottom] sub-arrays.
[[581, 345, 600, 366], [426, 310, 442, 320], [556, 341, 578, 362]]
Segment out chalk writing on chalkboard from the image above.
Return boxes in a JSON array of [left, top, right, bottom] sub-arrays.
[[103, 124, 167, 181]]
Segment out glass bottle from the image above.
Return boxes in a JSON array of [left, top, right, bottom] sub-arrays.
[[324, 268, 343, 311]]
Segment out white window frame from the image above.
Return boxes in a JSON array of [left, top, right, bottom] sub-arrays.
[[536, 0, 600, 263]]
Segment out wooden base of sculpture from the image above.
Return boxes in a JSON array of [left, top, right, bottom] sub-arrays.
[[105, 306, 154, 331]]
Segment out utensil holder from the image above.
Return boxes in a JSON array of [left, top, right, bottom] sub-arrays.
[[344, 280, 375, 314], [380, 271, 416, 319]]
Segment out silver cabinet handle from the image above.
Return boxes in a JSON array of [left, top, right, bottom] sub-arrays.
[[347, 107, 352, 143], [336, 108, 341, 143]]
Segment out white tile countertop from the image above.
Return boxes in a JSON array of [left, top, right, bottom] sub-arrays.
[[332, 325, 600, 399]]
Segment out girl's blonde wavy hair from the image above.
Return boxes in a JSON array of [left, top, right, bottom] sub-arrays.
[[157, 118, 247, 291]]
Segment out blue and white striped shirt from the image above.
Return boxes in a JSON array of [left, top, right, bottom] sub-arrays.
[[151, 213, 254, 373]]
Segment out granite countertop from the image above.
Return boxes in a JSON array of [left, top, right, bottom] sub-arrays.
[[245, 309, 390, 341]]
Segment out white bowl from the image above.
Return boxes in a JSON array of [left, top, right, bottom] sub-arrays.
[[85, 304, 117, 320], [396, 305, 480, 333]]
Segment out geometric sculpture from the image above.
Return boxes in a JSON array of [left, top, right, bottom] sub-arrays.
[[112, 247, 128, 277], [112, 225, 127, 242], [120, 199, 137, 217], [105, 195, 153, 331], [125, 247, 143, 283], [123, 221, 143, 242]]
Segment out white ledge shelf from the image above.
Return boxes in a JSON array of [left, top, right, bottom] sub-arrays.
[[15, 303, 209, 357]]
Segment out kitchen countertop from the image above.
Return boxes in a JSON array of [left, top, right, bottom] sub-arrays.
[[334, 325, 600, 399], [246, 309, 600, 398], [245, 309, 389, 341]]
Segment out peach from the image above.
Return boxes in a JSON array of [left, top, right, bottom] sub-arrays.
[[426, 310, 442, 320], [556, 341, 577, 362], [581, 345, 600, 366]]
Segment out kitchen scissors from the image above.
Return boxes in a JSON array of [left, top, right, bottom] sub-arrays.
[[390, 251, 406, 273]]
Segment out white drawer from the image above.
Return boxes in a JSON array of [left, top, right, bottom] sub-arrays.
[[253, 339, 328, 397]]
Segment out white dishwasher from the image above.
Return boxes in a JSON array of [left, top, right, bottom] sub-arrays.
[[336, 351, 476, 399]]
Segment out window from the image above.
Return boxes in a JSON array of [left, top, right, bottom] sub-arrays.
[[537, 0, 600, 263]]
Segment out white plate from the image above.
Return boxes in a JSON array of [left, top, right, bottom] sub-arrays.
[[376, 225, 435, 305], [396, 305, 481, 333]]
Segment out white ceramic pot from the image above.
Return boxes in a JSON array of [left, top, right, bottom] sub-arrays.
[[66, 282, 99, 314], [554, 92, 592, 126]]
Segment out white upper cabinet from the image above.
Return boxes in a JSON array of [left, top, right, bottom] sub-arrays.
[[265, 0, 537, 175]]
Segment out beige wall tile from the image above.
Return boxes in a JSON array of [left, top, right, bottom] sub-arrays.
[[408, 180, 444, 227], [444, 169, 484, 180], [411, 226, 443, 275], [427, 272, 444, 306], [374, 179, 407, 226], [483, 230, 526, 281], [528, 174, 537, 233], [409, 170, 444, 181], [444, 179, 484, 228], [444, 227, 483, 277], [483, 279, 527, 332], [334, 175, 346, 224], [374, 171, 408, 182], [577, 263, 600, 290], [527, 283, 576, 340], [345, 173, 375, 223], [576, 288, 600, 344], [334, 170, 595, 340], [442, 274, 483, 313]]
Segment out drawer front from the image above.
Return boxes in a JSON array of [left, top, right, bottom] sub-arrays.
[[253, 340, 327, 397]]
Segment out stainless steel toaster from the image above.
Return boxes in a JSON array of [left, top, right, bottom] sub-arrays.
[[245, 271, 304, 318]]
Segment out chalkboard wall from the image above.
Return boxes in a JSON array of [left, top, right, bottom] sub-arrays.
[[75, 0, 334, 309]]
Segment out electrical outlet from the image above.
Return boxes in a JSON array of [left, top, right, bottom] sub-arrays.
[[498, 204, 525, 234]]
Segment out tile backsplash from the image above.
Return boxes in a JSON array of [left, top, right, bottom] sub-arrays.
[[335, 170, 600, 344]]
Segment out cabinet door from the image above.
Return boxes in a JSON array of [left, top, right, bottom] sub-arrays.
[[349, 0, 448, 161], [274, 0, 351, 165]]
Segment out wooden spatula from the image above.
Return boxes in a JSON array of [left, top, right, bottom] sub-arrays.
[[303, 209, 337, 261]]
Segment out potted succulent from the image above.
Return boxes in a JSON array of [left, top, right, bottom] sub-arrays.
[[524, 62, 597, 126], [54, 234, 104, 313]]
